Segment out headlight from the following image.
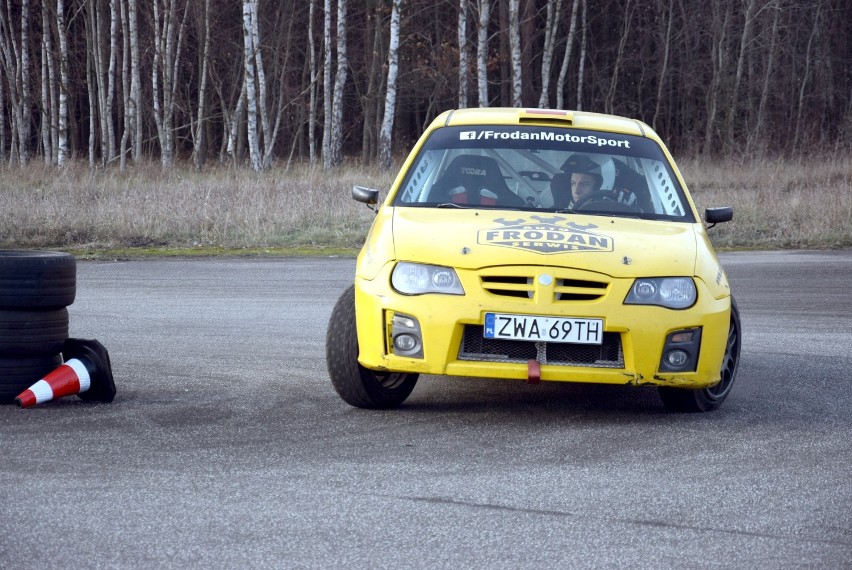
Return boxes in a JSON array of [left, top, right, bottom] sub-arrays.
[[391, 262, 465, 295], [625, 277, 696, 309]]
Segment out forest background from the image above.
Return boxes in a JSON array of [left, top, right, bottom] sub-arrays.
[[1, 0, 850, 254]]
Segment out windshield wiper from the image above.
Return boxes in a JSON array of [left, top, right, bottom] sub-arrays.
[[435, 202, 472, 209]]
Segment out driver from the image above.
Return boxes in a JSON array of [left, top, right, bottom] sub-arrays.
[[571, 171, 602, 205], [556, 154, 637, 209]]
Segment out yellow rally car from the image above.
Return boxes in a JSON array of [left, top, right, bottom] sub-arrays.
[[326, 108, 740, 412]]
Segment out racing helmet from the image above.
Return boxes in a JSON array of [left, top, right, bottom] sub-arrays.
[[560, 154, 616, 191]]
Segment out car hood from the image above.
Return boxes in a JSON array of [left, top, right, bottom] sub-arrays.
[[391, 208, 698, 278]]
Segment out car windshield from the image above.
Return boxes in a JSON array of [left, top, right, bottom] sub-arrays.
[[393, 125, 695, 222]]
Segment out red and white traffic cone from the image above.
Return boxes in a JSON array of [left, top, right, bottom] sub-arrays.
[[14, 338, 115, 408]]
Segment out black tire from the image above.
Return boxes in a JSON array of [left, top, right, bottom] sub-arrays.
[[0, 354, 63, 405], [0, 250, 76, 309], [659, 297, 742, 413], [326, 285, 418, 409], [0, 308, 69, 357]]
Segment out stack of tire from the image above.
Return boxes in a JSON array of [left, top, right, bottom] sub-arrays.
[[0, 251, 76, 404]]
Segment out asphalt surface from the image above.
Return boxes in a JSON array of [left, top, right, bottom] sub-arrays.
[[1, 250, 851, 569]]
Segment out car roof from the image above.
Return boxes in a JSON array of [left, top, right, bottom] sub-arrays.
[[434, 107, 657, 140]]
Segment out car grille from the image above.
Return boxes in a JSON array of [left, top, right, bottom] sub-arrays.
[[458, 325, 624, 368], [480, 273, 609, 301]]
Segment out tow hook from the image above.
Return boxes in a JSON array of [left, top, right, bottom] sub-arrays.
[[527, 359, 541, 384]]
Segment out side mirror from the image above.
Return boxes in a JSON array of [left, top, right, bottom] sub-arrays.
[[352, 185, 379, 205], [705, 207, 733, 228]]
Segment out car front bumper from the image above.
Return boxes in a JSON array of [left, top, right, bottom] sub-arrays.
[[354, 262, 730, 389]]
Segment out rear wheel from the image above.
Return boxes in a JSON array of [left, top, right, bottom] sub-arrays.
[[325, 285, 418, 409], [659, 298, 741, 413]]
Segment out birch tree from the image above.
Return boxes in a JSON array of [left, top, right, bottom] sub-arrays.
[[0, 0, 32, 163], [575, 0, 587, 111], [555, 0, 578, 109], [379, 0, 402, 169], [242, 0, 262, 171], [652, 0, 674, 131], [192, 0, 211, 170], [604, 0, 634, 114], [703, 2, 732, 156], [18, 0, 31, 163], [726, 0, 757, 151], [537, 0, 563, 108], [458, 0, 468, 108], [507, 0, 522, 107], [128, 0, 141, 162], [152, 0, 188, 169], [476, 0, 490, 106], [56, 0, 69, 165], [308, 0, 318, 164], [329, 0, 347, 167], [749, 0, 781, 156], [322, 0, 332, 168], [40, 3, 54, 163]]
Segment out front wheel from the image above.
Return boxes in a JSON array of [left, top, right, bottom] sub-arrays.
[[659, 297, 742, 413], [325, 285, 418, 409]]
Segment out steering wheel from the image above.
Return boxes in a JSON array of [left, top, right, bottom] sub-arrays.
[[573, 190, 617, 209], [574, 190, 642, 213]]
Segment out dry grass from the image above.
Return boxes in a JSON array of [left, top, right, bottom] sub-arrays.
[[0, 156, 849, 252], [0, 160, 394, 252], [681, 154, 852, 249]]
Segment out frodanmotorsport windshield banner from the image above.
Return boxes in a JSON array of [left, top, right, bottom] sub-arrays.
[[460, 129, 631, 149]]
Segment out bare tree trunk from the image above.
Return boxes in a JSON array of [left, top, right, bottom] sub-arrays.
[[308, 0, 318, 164], [128, 0, 141, 162], [0, 61, 5, 161], [555, 0, 579, 109], [537, 0, 563, 108], [361, 6, 382, 163], [1, 0, 33, 163], [41, 4, 53, 164], [105, 0, 119, 163], [242, 0, 262, 171], [727, 0, 756, 151], [19, 0, 31, 163], [192, 0, 210, 170], [652, 0, 673, 131], [793, 2, 821, 152], [227, 80, 247, 162], [605, 0, 633, 114], [86, 30, 96, 169], [322, 0, 332, 168], [247, 0, 272, 166], [56, 0, 69, 165], [152, 0, 188, 170], [749, 0, 780, 157], [119, 0, 130, 171], [458, 0, 468, 108], [575, 0, 587, 111], [507, 0, 522, 107], [379, 0, 401, 169], [476, 0, 490, 106], [330, 0, 347, 167], [703, 2, 731, 157], [89, 1, 108, 163]]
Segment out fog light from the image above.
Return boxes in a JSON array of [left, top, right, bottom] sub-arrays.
[[666, 349, 689, 367], [390, 313, 424, 358], [659, 328, 701, 372], [394, 334, 418, 352]]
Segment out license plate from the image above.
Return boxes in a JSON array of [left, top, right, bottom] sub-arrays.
[[484, 313, 603, 344]]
